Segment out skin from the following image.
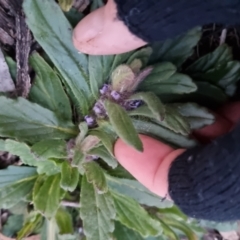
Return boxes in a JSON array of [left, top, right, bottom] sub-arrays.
[[73, 0, 240, 198]]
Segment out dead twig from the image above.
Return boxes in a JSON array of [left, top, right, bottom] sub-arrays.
[[15, 12, 31, 97]]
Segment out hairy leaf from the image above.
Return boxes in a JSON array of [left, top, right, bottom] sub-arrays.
[[76, 122, 89, 145], [29, 53, 72, 120], [111, 65, 135, 93], [0, 96, 77, 143], [140, 62, 177, 86], [127, 47, 152, 67], [5, 140, 61, 176], [58, 0, 74, 11], [0, 175, 37, 209], [83, 161, 108, 193], [0, 166, 36, 190], [0, 139, 5, 151], [88, 146, 118, 169], [132, 119, 197, 148], [105, 100, 143, 151], [112, 191, 162, 237], [163, 218, 197, 240], [60, 162, 79, 192], [80, 175, 115, 240], [140, 73, 197, 95], [186, 44, 232, 73], [170, 103, 215, 130], [32, 139, 67, 159], [130, 92, 165, 121], [5, 140, 40, 167], [106, 175, 173, 208], [153, 106, 190, 136], [17, 212, 43, 240], [2, 215, 23, 238], [23, 0, 92, 115], [89, 129, 114, 156], [55, 207, 74, 235], [150, 27, 202, 67], [33, 174, 63, 218]]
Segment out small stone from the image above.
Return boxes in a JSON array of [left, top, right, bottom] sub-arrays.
[[111, 90, 121, 100]]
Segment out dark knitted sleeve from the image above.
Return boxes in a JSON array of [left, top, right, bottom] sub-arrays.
[[114, 0, 240, 42], [168, 124, 240, 221]]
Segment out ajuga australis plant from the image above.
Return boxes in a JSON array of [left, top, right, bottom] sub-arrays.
[[0, 0, 240, 239]]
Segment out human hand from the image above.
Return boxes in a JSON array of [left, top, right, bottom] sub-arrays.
[[72, 0, 147, 55], [114, 102, 240, 198]]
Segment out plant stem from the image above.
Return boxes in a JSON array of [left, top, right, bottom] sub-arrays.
[[61, 201, 79, 208]]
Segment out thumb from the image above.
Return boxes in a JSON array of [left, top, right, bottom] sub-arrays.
[[72, 0, 147, 55]]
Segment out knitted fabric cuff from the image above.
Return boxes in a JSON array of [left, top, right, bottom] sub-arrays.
[[114, 0, 240, 42], [168, 123, 240, 221]]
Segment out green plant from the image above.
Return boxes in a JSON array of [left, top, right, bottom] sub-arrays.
[[1, 0, 240, 239]]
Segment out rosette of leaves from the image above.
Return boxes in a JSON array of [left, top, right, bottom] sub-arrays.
[[0, 0, 240, 239]]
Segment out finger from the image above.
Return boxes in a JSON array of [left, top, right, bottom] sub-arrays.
[[114, 134, 185, 198], [218, 101, 240, 125], [72, 0, 147, 55], [193, 112, 232, 143]]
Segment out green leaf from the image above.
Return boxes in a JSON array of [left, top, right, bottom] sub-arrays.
[[159, 220, 179, 240], [132, 119, 197, 148], [5, 140, 40, 167], [83, 161, 108, 193], [0, 139, 5, 151], [76, 122, 89, 144], [2, 215, 23, 238], [89, 55, 115, 99], [29, 53, 72, 120], [17, 212, 43, 240], [153, 106, 190, 136], [0, 96, 77, 143], [127, 47, 152, 67], [5, 140, 61, 176], [5, 56, 17, 82], [80, 135, 101, 153], [72, 148, 85, 174], [163, 218, 197, 240], [0, 175, 37, 209], [129, 92, 165, 121], [185, 82, 227, 107], [150, 27, 202, 67], [89, 129, 114, 156], [170, 103, 215, 130], [23, 0, 92, 115], [88, 146, 118, 169], [37, 159, 62, 176], [32, 139, 67, 159], [55, 207, 74, 235], [0, 166, 36, 189], [33, 174, 63, 218], [186, 44, 232, 73], [80, 175, 116, 240], [112, 191, 162, 237], [106, 175, 173, 208], [140, 62, 177, 86], [140, 73, 197, 95], [105, 100, 143, 151], [114, 221, 145, 240], [58, 0, 74, 11], [111, 65, 135, 93], [60, 162, 79, 192]]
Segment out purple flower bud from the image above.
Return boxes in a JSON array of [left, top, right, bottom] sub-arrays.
[[111, 90, 121, 100], [128, 100, 143, 109], [84, 115, 95, 126], [93, 105, 102, 114], [100, 84, 109, 95]]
